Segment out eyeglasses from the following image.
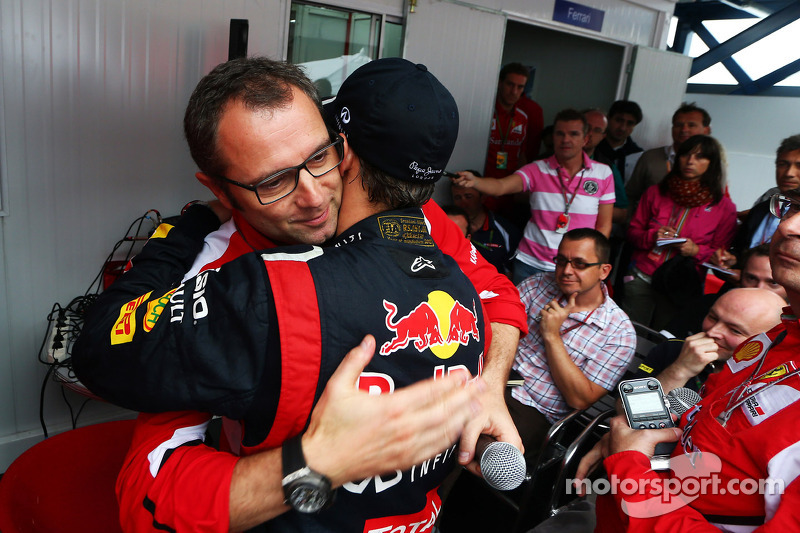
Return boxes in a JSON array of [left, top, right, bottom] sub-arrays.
[[553, 255, 603, 270], [769, 193, 800, 220], [211, 136, 344, 205]]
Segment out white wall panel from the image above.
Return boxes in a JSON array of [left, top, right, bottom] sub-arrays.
[[403, 0, 506, 203], [626, 45, 692, 150], [0, 0, 289, 471], [692, 93, 800, 210]]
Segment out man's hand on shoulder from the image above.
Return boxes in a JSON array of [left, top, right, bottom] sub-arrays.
[[301, 335, 487, 488]]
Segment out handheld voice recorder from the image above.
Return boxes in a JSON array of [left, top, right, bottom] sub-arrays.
[[618, 378, 676, 458]]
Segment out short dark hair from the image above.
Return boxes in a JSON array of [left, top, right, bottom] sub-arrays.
[[358, 157, 435, 209], [660, 135, 726, 204], [608, 100, 643, 124], [560, 228, 611, 264], [742, 243, 771, 270], [553, 108, 589, 134], [441, 204, 469, 220], [673, 103, 711, 127], [499, 63, 529, 82], [183, 57, 322, 177], [776, 134, 800, 159]]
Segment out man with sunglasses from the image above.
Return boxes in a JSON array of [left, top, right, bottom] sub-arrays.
[[505, 228, 635, 462], [74, 58, 527, 532], [571, 184, 800, 532]]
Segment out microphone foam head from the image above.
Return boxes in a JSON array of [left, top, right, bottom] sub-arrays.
[[480, 441, 526, 491], [667, 387, 702, 415]]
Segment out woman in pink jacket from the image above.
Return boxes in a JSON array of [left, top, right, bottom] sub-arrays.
[[623, 135, 737, 330]]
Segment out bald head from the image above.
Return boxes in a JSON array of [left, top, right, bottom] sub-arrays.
[[702, 288, 784, 359]]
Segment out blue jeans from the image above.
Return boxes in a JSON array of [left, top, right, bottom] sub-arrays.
[[512, 259, 549, 286]]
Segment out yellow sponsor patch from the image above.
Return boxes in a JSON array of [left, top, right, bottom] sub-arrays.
[[111, 292, 152, 345], [143, 288, 176, 332], [763, 364, 789, 380], [637, 363, 654, 374], [149, 224, 173, 240]]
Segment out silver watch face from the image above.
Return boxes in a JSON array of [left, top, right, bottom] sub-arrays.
[[289, 485, 329, 513]]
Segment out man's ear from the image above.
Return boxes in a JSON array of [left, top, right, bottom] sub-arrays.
[[196, 172, 233, 211], [599, 263, 612, 282], [338, 134, 359, 180]]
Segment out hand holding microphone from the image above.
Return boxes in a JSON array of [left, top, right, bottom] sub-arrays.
[[474, 435, 527, 491]]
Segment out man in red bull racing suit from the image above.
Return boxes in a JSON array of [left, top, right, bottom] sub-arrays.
[[73, 58, 522, 532]]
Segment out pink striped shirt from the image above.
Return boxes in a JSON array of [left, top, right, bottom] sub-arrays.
[[515, 153, 615, 271]]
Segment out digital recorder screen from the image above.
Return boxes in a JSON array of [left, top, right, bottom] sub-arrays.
[[627, 391, 664, 414]]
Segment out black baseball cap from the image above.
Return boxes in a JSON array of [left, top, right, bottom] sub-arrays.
[[324, 58, 459, 184]]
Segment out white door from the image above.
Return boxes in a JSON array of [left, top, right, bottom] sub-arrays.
[[403, 0, 506, 184], [626, 46, 694, 150]]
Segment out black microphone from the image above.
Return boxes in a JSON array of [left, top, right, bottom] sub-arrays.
[[667, 387, 702, 415], [475, 435, 526, 491]]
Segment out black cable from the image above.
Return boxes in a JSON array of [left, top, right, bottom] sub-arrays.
[[37, 209, 164, 434], [39, 365, 54, 438]]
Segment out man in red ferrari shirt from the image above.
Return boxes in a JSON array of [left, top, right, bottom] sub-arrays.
[[574, 189, 800, 531]]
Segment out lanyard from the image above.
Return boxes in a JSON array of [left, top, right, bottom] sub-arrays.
[[472, 229, 501, 250], [557, 167, 586, 215], [561, 306, 596, 335], [534, 296, 597, 335], [495, 108, 516, 150]]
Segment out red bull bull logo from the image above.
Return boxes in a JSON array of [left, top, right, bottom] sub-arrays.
[[381, 290, 480, 359], [446, 301, 480, 344]]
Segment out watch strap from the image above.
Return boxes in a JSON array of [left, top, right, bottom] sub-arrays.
[[282, 433, 305, 483], [281, 434, 334, 512]]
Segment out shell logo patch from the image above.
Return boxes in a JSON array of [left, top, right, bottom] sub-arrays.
[[727, 332, 771, 374], [733, 340, 763, 363], [111, 292, 152, 345]]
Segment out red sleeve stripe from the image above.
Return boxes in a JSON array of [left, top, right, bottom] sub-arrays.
[[262, 260, 322, 447]]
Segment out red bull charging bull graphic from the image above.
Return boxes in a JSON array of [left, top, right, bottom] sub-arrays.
[[380, 290, 480, 359]]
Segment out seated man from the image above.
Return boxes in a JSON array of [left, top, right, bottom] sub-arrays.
[[450, 181, 521, 275], [738, 242, 788, 299], [665, 243, 788, 338], [506, 228, 636, 462], [634, 288, 784, 392]]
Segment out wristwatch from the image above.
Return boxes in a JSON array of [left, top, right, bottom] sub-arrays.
[[281, 434, 335, 513]]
